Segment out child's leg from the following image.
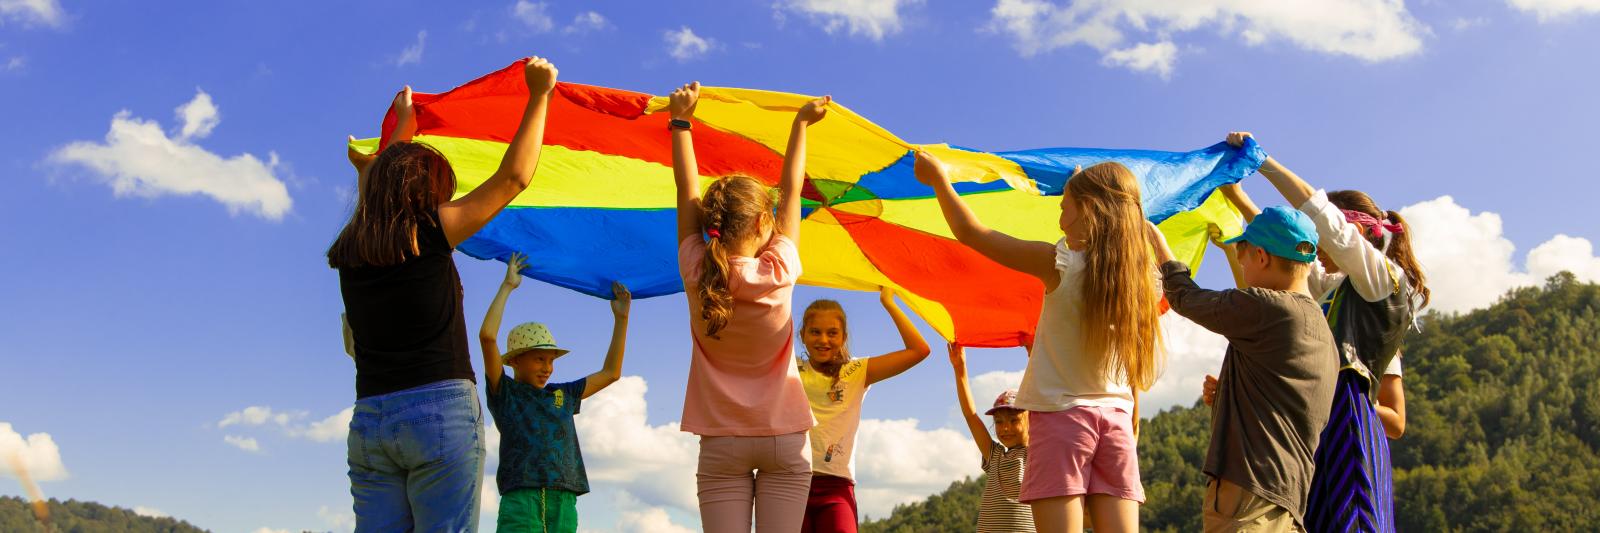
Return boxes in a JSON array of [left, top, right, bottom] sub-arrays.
[[752, 431, 812, 532], [804, 475, 860, 533], [543, 489, 579, 533], [1029, 495, 1085, 532], [1086, 494, 1139, 533], [348, 402, 411, 532], [1020, 408, 1099, 531], [495, 489, 539, 532], [1085, 405, 1143, 533], [698, 436, 757, 533], [401, 382, 486, 531]]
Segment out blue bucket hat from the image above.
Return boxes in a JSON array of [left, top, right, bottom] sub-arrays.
[[1223, 206, 1319, 263]]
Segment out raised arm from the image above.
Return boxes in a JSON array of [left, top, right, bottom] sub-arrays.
[[439, 57, 559, 247], [1227, 132, 1313, 208], [913, 151, 1058, 286], [478, 253, 527, 395], [1218, 181, 1261, 223], [949, 344, 993, 458], [346, 87, 418, 196], [776, 96, 830, 240], [669, 82, 703, 243], [583, 282, 632, 399], [864, 287, 932, 386], [1148, 222, 1263, 338]]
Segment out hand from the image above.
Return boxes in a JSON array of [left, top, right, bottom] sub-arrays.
[[1226, 131, 1252, 148], [503, 253, 527, 289], [392, 86, 414, 120], [611, 281, 632, 319], [1203, 374, 1218, 406], [523, 56, 559, 95], [795, 95, 830, 126], [947, 342, 966, 370], [346, 135, 375, 174], [912, 150, 947, 187], [669, 81, 700, 121]]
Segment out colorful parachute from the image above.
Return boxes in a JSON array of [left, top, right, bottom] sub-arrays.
[[350, 60, 1265, 348]]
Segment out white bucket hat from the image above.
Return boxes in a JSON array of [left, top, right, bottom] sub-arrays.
[[502, 322, 571, 365]]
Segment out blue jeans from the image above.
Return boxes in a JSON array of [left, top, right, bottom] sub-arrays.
[[348, 379, 485, 533]]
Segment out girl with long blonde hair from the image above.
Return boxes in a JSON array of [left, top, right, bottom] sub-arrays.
[[915, 152, 1165, 533]]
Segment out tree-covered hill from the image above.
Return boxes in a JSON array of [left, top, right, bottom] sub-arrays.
[[0, 495, 208, 532]]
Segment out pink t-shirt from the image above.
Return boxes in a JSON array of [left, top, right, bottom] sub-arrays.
[[678, 234, 815, 437]]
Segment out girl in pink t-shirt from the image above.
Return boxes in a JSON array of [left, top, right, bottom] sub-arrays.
[[667, 81, 830, 533]]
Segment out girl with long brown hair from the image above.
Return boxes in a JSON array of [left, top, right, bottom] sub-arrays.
[[796, 289, 931, 532], [914, 151, 1165, 533], [668, 81, 830, 532], [1221, 132, 1429, 533], [330, 57, 558, 532]]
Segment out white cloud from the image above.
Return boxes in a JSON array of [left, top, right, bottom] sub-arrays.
[[218, 406, 298, 428], [514, 0, 555, 32], [0, 422, 68, 482], [394, 30, 426, 66], [480, 475, 500, 524], [1102, 41, 1178, 79], [224, 435, 262, 453], [988, 0, 1426, 76], [174, 88, 219, 140], [1507, 0, 1600, 20], [318, 505, 354, 532], [615, 496, 697, 533], [1400, 196, 1600, 313], [48, 89, 293, 221], [777, 0, 922, 41], [132, 506, 168, 518], [664, 26, 715, 61], [291, 407, 353, 443], [251, 528, 292, 533], [0, 0, 63, 28], [1450, 16, 1490, 31], [853, 418, 983, 519], [565, 11, 609, 34], [575, 376, 700, 511], [4, 55, 23, 71], [1146, 314, 1230, 413]]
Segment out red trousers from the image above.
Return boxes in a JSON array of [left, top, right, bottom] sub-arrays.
[[801, 474, 858, 533]]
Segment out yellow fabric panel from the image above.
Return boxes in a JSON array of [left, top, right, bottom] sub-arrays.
[[919, 145, 1039, 191], [1157, 190, 1244, 268], [393, 135, 676, 209], [795, 213, 957, 339], [874, 191, 1064, 243]]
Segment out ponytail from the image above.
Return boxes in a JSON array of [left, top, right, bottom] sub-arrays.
[[695, 176, 774, 339], [1385, 209, 1431, 309]]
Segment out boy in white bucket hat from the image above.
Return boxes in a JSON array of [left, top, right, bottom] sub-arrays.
[[479, 253, 632, 532]]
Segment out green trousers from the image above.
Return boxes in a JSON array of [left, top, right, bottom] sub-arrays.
[[497, 487, 578, 533]]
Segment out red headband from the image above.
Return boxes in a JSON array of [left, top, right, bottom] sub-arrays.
[[1342, 209, 1404, 238]]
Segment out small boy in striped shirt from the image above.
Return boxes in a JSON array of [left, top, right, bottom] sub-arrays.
[[950, 344, 1035, 532]]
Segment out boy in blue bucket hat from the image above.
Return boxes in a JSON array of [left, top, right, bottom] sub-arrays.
[[1146, 203, 1339, 532]]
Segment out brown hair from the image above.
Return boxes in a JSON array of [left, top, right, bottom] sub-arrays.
[[1239, 240, 1316, 276], [1327, 190, 1431, 309], [800, 299, 851, 380], [1066, 162, 1165, 392], [697, 176, 775, 338], [327, 142, 457, 269]]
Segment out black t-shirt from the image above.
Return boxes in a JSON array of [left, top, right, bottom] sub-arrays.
[[339, 216, 474, 399]]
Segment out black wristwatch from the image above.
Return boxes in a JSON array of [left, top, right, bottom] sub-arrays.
[[668, 118, 693, 131]]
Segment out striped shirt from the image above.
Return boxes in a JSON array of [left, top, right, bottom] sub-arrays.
[[978, 442, 1033, 533]]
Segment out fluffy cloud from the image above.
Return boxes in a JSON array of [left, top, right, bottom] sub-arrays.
[[0, 0, 63, 28], [513, 0, 554, 32], [218, 406, 298, 428], [132, 506, 168, 518], [853, 418, 983, 519], [616, 503, 697, 533], [1146, 314, 1230, 413], [291, 407, 353, 443], [394, 30, 426, 66], [565, 11, 609, 34], [574, 376, 700, 511], [777, 0, 923, 41], [664, 26, 714, 61], [49, 89, 292, 220], [0, 422, 68, 482], [988, 0, 1426, 76], [1507, 0, 1600, 20], [1400, 196, 1600, 313], [318, 505, 354, 532], [223, 435, 261, 453]]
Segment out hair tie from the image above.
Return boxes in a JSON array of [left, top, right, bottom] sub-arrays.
[[1341, 209, 1404, 238], [706, 227, 722, 239]]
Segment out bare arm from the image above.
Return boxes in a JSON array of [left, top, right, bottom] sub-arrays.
[[1217, 182, 1261, 223], [1226, 132, 1312, 209], [439, 57, 559, 247], [668, 82, 703, 243], [776, 97, 830, 241], [479, 253, 527, 395], [583, 282, 632, 399], [865, 288, 932, 386], [1376, 374, 1406, 439], [949, 344, 993, 458], [913, 151, 1058, 286]]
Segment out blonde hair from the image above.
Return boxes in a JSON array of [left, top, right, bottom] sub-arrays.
[[697, 176, 775, 338], [1066, 162, 1166, 392], [800, 299, 851, 380]]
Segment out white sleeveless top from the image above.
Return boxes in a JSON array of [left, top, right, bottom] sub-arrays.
[[1014, 239, 1136, 412]]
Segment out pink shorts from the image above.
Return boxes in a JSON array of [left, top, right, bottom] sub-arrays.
[[1018, 405, 1145, 503]]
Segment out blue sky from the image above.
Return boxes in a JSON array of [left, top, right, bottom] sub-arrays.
[[3, 1, 1600, 531]]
